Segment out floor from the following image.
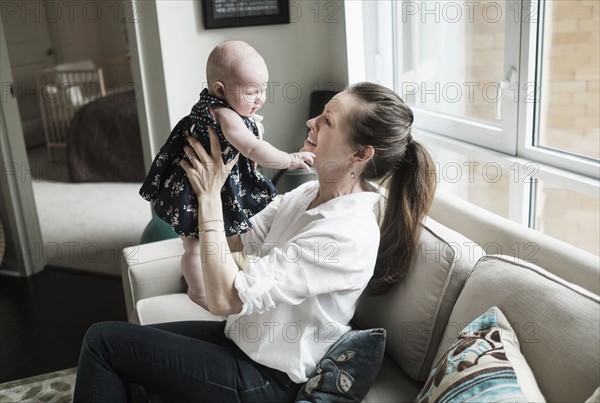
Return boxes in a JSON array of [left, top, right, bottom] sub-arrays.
[[0, 267, 149, 400], [0, 267, 126, 384]]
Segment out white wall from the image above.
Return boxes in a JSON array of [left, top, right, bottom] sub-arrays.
[[95, 1, 131, 60], [47, 0, 101, 64], [151, 1, 348, 162], [47, 0, 129, 65]]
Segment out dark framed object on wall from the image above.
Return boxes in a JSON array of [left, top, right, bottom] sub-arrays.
[[203, 0, 290, 29]]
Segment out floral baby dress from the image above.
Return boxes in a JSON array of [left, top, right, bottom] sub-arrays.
[[139, 88, 277, 237]]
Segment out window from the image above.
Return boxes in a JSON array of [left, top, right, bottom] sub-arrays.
[[346, 0, 599, 254], [426, 142, 512, 219], [534, 180, 599, 255]]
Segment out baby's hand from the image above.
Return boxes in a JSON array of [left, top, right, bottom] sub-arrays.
[[289, 152, 315, 171]]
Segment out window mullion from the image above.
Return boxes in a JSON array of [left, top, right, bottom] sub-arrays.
[[512, 0, 538, 228], [502, 0, 523, 156], [508, 179, 531, 226], [516, 0, 538, 164]]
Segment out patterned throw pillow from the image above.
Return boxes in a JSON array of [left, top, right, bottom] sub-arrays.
[[416, 306, 545, 403], [295, 328, 386, 403]]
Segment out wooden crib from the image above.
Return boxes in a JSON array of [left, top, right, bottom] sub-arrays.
[[35, 61, 106, 161], [35, 57, 133, 162]]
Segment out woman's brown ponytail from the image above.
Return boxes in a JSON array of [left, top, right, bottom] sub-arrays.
[[367, 140, 436, 295], [346, 83, 437, 295]]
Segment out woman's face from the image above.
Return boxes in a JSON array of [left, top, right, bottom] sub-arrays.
[[301, 91, 357, 175]]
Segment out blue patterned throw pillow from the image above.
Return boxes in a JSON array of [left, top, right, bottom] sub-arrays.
[[295, 328, 386, 403], [416, 306, 545, 403]]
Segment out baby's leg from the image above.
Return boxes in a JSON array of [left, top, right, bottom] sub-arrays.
[[180, 236, 208, 310]]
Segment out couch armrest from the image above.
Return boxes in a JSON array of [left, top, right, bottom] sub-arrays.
[[121, 238, 186, 322], [121, 238, 250, 323]]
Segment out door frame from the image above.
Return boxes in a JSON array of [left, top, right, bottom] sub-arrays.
[[0, 19, 45, 277]]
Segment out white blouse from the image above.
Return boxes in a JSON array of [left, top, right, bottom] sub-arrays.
[[225, 181, 381, 383]]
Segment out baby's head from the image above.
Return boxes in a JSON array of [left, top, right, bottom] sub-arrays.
[[206, 40, 269, 117]]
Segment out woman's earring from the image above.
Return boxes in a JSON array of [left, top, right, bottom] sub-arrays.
[[351, 171, 356, 179]]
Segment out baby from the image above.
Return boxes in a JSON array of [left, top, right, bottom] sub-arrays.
[[139, 40, 314, 308]]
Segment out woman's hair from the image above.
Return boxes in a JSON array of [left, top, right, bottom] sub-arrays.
[[346, 82, 437, 295]]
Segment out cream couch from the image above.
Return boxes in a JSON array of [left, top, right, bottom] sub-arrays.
[[121, 191, 600, 402]]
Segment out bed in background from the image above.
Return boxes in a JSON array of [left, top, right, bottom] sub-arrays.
[[67, 89, 146, 182], [34, 57, 145, 182]]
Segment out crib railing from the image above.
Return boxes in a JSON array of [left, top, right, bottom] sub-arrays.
[[34, 57, 133, 162], [35, 66, 106, 161]]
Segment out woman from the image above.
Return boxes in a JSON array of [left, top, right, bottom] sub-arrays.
[[73, 82, 436, 402]]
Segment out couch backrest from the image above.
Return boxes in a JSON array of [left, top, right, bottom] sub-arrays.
[[434, 255, 600, 402], [429, 190, 600, 295], [354, 217, 485, 382]]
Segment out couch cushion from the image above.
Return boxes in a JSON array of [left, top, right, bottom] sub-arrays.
[[417, 306, 545, 402], [436, 255, 600, 402], [136, 293, 224, 325], [362, 356, 423, 402], [353, 217, 485, 382]]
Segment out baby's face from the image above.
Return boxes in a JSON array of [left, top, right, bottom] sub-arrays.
[[223, 59, 269, 117], [226, 81, 267, 117]]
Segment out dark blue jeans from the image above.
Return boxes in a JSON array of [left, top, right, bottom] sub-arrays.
[[74, 320, 301, 402]]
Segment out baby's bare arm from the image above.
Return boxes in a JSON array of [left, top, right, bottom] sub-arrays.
[[213, 107, 314, 170]]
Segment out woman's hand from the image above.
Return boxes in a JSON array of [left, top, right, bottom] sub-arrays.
[[179, 126, 239, 199]]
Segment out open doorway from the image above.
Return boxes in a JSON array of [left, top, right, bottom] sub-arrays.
[[2, 1, 151, 277]]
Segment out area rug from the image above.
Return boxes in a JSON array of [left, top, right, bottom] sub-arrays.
[[0, 367, 76, 402]]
